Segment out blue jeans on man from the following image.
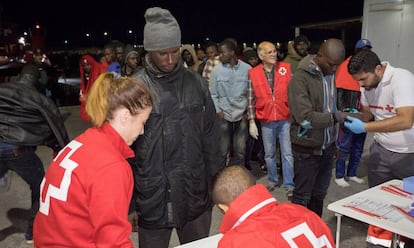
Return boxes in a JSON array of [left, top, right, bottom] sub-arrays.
[[261, 120, 294, 190], [335, 127, 367, 178]]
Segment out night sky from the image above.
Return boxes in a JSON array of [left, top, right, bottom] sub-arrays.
[[1, 0, 364, 49]]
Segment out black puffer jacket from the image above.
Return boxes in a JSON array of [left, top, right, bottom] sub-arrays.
[[0, 74, 69, 150], [130, 58, 221, 229]]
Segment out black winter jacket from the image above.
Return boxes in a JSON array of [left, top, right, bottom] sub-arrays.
[[130, 59, 221, 229], [0, 75, 69, 150]]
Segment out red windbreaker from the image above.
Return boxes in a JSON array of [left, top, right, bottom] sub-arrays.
[[79, 54, 105, 121], [219, 184, 335, 248], [33, 123, 134, 247], [335, 56, 360, 91]]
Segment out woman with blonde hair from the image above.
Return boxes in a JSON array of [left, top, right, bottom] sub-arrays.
[[33, 73, 153, 247]]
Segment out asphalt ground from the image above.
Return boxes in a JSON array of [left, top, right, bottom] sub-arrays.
[[0, 105, 371, 248]]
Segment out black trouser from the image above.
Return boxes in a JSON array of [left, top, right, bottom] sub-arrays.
[[291, 144, 336, 217], [366, 142, 414, 248], [0, 146, 44, 237], [245, 119, 265, 168], [138, 208, 212, 248]]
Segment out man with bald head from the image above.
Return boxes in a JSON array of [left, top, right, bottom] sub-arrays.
[[212, 165, 335, 247], [288, 38, 346, 216], [247, 41, 294, 199]]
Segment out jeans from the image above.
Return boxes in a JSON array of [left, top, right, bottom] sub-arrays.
[[335, 127, 367, 178], [291, 143, 336, 217], [261, 120, 294, 189], [0, 146, 45, 238], [218, 118, 248, 167]]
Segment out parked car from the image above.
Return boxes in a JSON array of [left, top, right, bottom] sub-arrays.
[[54, 67, 80, 106], [0, 61, 24, 82]]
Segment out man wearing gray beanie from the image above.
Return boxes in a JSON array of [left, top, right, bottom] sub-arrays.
[[129, 7, 222, 248], [143, 7, 181, 51]]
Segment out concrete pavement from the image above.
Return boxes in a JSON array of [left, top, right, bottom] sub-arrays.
[[0, 105, 371, 247]]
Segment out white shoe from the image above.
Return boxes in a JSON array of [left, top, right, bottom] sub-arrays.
[[335, 178, 350, 187], [0, 172, 12, 192], [348, 176, 364, 184]]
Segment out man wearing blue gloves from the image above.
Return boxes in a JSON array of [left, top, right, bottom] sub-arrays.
[[344, 116, 366, 134], [345, 49, 414, 248]]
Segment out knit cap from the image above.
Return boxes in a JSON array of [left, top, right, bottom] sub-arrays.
[[243, 47, 258, 60], [123, 44, 139, 60], [143, 7, 181, 51]]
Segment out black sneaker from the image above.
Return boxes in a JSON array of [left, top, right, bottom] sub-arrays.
[[266, 182, 281, 192], [266, 183, 276, 192], [25, 232, 33, 244], [286, 188, 294, 201]]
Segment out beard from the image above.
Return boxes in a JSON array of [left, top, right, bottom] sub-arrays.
[[363, 74, 381, 91]]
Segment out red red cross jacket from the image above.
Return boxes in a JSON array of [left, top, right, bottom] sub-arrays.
[[218, 184, 335, 248], [33, 123, 134, 247]]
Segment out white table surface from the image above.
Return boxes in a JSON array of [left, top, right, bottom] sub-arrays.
[[174, 234, 223, 248], [327, 179, 414, 247]]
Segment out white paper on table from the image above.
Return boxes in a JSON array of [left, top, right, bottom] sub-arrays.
[[346, 196, 405, 222]]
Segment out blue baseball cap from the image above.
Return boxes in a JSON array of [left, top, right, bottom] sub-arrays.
[[355, 39, 372, 49]]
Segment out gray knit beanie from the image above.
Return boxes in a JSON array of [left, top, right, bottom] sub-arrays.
[[123, 44, 139, 61], [143, 7, 181, 51]]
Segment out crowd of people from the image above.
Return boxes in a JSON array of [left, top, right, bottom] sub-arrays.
[[1, 5, 414, 248]]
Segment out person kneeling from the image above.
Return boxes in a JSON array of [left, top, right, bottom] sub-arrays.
[[212, 165, 335, 248]]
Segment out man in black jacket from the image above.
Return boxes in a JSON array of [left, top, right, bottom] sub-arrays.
[[0, 63, 69, 243], [129, 7, 221, 248]]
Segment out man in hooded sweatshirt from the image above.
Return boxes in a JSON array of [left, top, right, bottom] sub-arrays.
[[283, 34, 311, 73], [121, 44, 143, 77]]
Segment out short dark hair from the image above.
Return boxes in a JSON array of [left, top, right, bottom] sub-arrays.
[[348, 49, 381, 75], [212, 165, 256, 205], [219, 39, 237, 53], [294, 34, 310, 47]]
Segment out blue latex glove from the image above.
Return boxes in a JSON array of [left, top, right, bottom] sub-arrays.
[[344, 116, 366, 134]]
